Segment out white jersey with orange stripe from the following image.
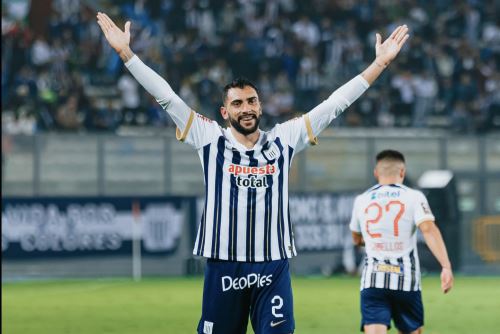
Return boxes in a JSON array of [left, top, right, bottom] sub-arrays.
[[350, 184, 435, 291], [124, 54, 370, 262]]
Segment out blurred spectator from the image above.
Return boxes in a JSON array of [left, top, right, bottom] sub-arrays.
[[2, 0, 499, 134], [90, 99, 122, 131], [295, 50, 321, 112], [451, 101, 470, 133], [117, 72, 141, 125], [390, 70, 415, 127], [55, 94, 82, 130], [179, 78, 200, 111], [31, 35, 52, 68], [413, 71, 438, 127], [263, 71, 295, 126], [292, 15, 320, 47]]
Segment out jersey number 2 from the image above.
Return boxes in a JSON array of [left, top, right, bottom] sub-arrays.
[[271, 295, 284, 318], [365, 201, 405, 238]]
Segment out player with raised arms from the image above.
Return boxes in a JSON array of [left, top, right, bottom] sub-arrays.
[[350, 150, 454, 334], [96, 11, 409, 334]]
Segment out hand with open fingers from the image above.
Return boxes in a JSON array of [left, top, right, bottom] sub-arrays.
[[441, 267, 454, 294], [375, 24, 410, 66], [96, 12, 131, 54]]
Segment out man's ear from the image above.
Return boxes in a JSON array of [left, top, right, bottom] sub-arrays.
[[220, 106, 228, 120], [374, 168, 378, 180], [400, 166, 406, 179]]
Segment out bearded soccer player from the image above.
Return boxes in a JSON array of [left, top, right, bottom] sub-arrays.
[[96, 12, 409, 334], [350, 150, 454, 334]]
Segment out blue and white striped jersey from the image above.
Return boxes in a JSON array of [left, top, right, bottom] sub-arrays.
[[124, 54, 370, 262], [350, 184, 435, 291], [179, 112, 317, 261]]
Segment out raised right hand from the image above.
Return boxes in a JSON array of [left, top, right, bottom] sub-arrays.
[[96, 12, 131, 55]]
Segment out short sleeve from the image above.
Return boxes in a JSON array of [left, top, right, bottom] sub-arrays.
[[349, 196, 362, 233], [413, 191, 435, 226], [177, 111, 223, 149], [273, 115, 317, 154]]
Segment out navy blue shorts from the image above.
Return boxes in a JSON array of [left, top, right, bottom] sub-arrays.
[[360, 288, 424, 332], [197, 259, 294, 334]]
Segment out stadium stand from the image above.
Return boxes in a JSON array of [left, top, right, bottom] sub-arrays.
[[2, 0, 499, 134]]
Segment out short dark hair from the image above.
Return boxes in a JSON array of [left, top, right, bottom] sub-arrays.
[[376, 149, 405, 163], [222, 77, 259, 103]]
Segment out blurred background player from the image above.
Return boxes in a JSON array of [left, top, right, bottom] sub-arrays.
[[96, 11, 408, 334], [350, 150, 454, 334]]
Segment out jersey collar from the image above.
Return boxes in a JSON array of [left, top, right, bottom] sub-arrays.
[[224, 127, 266, 152]]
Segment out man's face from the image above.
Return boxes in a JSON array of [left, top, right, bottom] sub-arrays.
[[221, 86, 262, 135]]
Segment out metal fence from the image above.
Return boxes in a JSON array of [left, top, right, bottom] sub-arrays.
[[2, 129, 500, 273]]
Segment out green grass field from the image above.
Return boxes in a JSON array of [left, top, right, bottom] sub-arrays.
[[2, 276, 499, 334]]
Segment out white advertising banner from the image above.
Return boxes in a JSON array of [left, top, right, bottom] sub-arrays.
[[2, 197, 189, 258]]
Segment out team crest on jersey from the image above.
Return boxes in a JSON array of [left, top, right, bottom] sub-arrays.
[[261, 142, 281, 163]]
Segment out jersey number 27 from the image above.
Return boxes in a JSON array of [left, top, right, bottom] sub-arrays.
[[364, 201, 405, 238]]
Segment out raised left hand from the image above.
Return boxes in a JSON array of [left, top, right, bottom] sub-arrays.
[[375, 25, 410, 66]]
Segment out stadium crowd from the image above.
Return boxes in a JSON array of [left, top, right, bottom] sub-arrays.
[[2, 0, 499, 134]]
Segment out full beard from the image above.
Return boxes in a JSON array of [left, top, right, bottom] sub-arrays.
[[229, 114, 261, 135]]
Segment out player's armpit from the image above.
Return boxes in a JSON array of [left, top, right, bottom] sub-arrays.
[[352, 232, 364, 246]]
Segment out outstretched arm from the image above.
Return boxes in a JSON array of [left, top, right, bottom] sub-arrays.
[[419, 220, 454, 294], [305, 25, 409, 137], [96, 12, 191, 130]]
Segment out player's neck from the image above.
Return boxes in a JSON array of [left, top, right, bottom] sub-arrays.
[[377, 177, 403, 185], [230, 127, 261, 149]]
